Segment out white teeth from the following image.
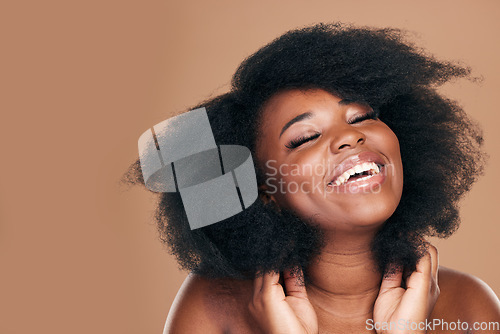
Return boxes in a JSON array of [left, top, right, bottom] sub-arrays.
[[331, 162, 381, 186]]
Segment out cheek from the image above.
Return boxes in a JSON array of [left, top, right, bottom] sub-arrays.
[[370, 124, 402, 163], [267, 151, 327, 208], [377, 127, 404, 196], [374, 123, 401, 152]]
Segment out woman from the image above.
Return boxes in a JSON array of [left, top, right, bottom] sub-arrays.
[[123, 23, 500, 333]]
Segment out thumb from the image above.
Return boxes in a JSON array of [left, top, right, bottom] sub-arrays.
[[283, 267, 308, 299], [379, 264, 403, 294]]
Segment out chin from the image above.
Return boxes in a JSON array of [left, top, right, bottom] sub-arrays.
[[303, 193, 401, 231], [323, 211, 392, 231]]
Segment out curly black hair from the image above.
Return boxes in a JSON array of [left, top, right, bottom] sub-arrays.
[[121, 23, 486, 282]]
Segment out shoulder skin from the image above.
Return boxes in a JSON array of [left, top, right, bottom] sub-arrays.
[[163, 273, 255, 334], [164, 267, 500, 334], [430, 266, 500, 333]]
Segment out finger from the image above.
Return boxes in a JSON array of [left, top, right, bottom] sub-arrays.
[[416, 250, 432, 276], [261, 270, 283, 296], [406, 250, 432, 291], [262, 270, 280, 286], [379, 264, 403, 294], [428, 244, 439, 285], [253, 271, 264, 296], [400, 250, 437, 320], [283, 267, 308, 299]]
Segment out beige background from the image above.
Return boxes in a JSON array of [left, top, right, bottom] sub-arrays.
[[1, 1, 499, 333]]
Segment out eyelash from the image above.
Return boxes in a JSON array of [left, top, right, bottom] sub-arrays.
[[285, 109, 379, 150], [348, 109, 379, 124], [285, 132, 321, 149]]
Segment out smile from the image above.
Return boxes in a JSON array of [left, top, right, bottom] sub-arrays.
[[327, 162, 382, 186], [324, 151, 388, 192]]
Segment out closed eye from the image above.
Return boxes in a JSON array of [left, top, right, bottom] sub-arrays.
[[348, 109, 380, 124], [285, 132, 321, 150]]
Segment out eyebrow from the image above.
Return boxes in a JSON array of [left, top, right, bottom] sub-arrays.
[[279, 112, 313, 138], [278, 99, 354, 138]]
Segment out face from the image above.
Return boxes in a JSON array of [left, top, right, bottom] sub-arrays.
[[255, 89, 403, 231]]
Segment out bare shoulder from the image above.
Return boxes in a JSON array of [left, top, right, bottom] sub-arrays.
[[164, 273, 255, 334], [432, 266, 500, 324]]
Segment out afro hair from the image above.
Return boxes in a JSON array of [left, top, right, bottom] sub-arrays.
[[121, 23, 486, 282]]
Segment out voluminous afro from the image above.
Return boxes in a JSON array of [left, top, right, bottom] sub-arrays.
[[122, 23, 486, 282]]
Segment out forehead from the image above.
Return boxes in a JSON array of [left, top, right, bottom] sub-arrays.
[[257, 88, 348, 134], [262, 89, 342, 117]]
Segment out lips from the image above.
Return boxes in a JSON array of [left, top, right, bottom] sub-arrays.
[[326, 151, 386, 187]]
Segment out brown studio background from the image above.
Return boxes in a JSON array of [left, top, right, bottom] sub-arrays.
[[1, 1, 499, 333]]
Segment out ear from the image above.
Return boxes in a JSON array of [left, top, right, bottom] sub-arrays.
[[258, 183, 279, 208]]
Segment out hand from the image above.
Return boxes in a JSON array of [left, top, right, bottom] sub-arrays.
[[248, 268, 318, 334], [373, 244, 440, 334]]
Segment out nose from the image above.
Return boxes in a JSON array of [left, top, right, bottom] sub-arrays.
[[329, 125, 366, 153]]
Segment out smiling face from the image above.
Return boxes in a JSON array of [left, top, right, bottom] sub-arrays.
[[255, 88, 404, 232]]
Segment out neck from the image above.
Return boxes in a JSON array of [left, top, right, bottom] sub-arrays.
[[306, 229, 382, 319]]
